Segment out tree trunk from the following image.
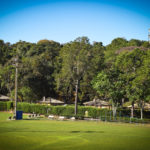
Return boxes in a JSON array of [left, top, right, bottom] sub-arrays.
[[121, 98, 124, 108], [94, 98, 96, 107], [112, 102, 117, 118], [140, 100, 143, 120], [140, 107, 143, 120], [131, 101, 134, 118], [75, 79, 79, 115]]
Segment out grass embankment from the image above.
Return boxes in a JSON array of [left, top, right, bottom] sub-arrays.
[[0, 112, 150, 150]]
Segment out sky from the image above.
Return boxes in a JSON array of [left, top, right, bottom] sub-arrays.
[[0, 0, 150, 45]]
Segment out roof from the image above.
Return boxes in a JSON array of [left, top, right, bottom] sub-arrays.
[[116, 46, 147, 54], [127, 104, 138, 108], [128, 103, 150, 109], [84, 99, 111, 106], [0, 95, 10, 100], [40, 97, 64, 104]]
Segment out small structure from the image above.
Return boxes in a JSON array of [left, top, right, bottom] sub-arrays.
[[39, 97, 64, 106], [0, 95, 10, 101], [144, 103, 150, 110], [58, 116, 66, 120], [83, 99, 111, 109], [85, 111, 89, 117], [70, 117, 75, 120], [127, 103, 138, 109], [48, 115, 54, 120], [127, 102, 150, 110]]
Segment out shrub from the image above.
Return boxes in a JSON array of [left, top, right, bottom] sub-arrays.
[[6, 101, 13, 111], [0, 102, 7, 111], [12, 102, 150, 120], [0, 101, 13, 111]]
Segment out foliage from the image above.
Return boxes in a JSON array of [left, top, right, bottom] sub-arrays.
[[13, 102, 150, 119], [104, 38, 128, 64], [56, 37, 105, 103], [0, 37, 150, 113], [114, 48, 150, 119], [92, 69, 126, 116], [0, 101, 13, 111]]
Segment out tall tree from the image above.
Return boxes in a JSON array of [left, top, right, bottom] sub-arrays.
[[105, 37, 128, 65], [0, 64, 15, 97], [92, 68, 125, 117], [56, 37, 105, 113], [115, 48, 148, 118], [56, 37, 91, 105], [0, 40, 13, 65]]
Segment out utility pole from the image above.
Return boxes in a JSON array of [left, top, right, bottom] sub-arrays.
[[75, 79, 79, 115], [13, 56, 18, 119], [74, 61, 79, 115]]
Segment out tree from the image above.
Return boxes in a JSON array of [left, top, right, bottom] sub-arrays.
[[19, 86, 35, 103], [0, 40, 12, 65], [56, 37, 91, 112], [92, 68, 125, 117], [105, 37, 128, 64], [115, 48, 148, 118], [1, 36, 150, 110], [56, 37, 105, 104], [56, 37, 105, 114], [78, 41, 105, 102], [0, 63, 15, 98], [12, 40, 61, 101], [128, 39, 143, 47], [131, 50, 150, 119]]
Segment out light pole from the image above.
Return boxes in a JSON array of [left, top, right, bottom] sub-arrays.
[[74, 60, 79, 116], [75, 79, 79, 115], [13, 56, 18, 119]]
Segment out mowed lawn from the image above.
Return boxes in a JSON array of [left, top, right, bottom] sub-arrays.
[[0, 112, 150, 150]]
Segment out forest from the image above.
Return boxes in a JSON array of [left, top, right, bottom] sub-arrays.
[[0, 37, 150, 116]]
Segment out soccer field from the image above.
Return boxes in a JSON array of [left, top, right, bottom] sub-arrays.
[[0, 112, 150, 150]]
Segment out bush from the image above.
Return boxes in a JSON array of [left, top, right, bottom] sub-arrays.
[[1, 101, 150, 123], [0, 101, 13, 111], [0, 102, 7, 111], [11, 102, 150, 120], [6, 101, 13, 111]]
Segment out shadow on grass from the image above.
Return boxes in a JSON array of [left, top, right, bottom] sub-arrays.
[[71, 131, 104, 133], [0, 128, 104, 134], [23, 118, 42, 120]]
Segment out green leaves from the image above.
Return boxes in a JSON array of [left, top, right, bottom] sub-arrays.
[[92, 68, 125, 105], [0, 37, 150, 106], [56, 37, 105, 102]]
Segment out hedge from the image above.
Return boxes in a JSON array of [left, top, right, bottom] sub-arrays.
[[16, 102, 150, 119], [0, 101, 13, 111], [16, 103, 109, 118], [0, 101, 150, 119]]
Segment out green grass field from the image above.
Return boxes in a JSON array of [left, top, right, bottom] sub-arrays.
[[0, 112, 150, 150]]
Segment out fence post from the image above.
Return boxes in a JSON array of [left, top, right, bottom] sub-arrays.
[[110, 111, 111, 121], [105, 110, 107, 122], [100, 112, 101, 121], [119, 111, 121, 122]]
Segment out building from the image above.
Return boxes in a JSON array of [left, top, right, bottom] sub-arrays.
[[83, 99, 111, 109], [39, 97, 65, 106], [127, 102, 150, 110], [0, 95, 10, 101]]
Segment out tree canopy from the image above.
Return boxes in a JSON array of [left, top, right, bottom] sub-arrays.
[[0, 37, 150, 118]]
